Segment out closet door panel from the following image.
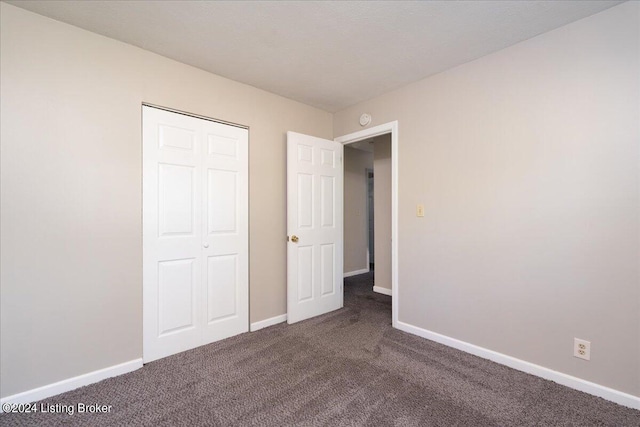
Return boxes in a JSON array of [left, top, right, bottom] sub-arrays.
[[201, 120, 249, 344]]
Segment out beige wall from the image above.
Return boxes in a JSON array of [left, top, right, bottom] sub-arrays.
[[343, 147, 373, 273], [0, 3, 332, 398], [373, 135, 392, 291], [334, 2, 640, 396]]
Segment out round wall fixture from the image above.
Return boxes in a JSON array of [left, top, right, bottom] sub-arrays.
[[359, 113, 372, 127]]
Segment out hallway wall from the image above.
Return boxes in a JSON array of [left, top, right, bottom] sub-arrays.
[[344, 146, 373, 274]]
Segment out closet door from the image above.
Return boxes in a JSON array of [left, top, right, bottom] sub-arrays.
[[143, 106, 248, 363], [200, 120, 248, 345]]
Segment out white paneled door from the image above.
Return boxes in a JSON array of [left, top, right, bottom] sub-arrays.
[[287, 132, 344, 324], [143, 106, 248, 363]]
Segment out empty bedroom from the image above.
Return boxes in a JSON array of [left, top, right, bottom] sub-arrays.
[[1, 1, 639, 425]]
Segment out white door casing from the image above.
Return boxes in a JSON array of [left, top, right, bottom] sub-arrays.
[[287, 132, 344, 324], [335, 121, 398, 328], [143, 106, 248, 363]]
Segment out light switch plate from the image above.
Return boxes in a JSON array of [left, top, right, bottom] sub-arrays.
[[417, 204, 425, 217]]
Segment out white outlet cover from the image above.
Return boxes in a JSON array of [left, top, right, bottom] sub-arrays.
[[574, 338, 591, 361]]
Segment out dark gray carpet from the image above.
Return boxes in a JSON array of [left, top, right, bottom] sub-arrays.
[[2, 272, 639, 426]]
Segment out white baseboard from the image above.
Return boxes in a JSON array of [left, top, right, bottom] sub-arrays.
[[0, 358, 143, 411], [344, 268, 369, 278], [395, 321, 640, 410], [250, 314, 287, 332], [373, 286, 392, 296]]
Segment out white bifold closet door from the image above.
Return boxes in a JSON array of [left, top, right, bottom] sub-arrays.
[[143, 106, 248, 363]]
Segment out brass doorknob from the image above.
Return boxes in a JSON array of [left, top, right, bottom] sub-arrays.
[[291, 235, 299, 243]]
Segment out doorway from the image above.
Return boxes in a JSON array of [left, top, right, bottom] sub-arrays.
[[343, 135, 392, 295], [335, 121, 398, 328], [285, 122, 398, 327]]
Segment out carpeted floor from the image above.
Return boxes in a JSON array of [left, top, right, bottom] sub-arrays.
[[2, 272, 639, 426]]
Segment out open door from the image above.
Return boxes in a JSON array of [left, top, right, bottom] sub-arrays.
[[287, 132, 344, 324]]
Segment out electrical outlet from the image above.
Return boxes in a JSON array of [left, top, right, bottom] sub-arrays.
[[574, 338, 591, 361], [416, 204, 425, 217]]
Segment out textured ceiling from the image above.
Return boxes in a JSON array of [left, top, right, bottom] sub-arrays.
[[7, 1, 624, 112]]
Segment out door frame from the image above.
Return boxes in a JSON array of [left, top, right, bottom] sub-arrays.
[[335, 121, 398, 328]]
